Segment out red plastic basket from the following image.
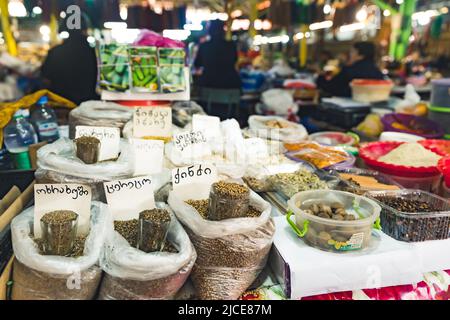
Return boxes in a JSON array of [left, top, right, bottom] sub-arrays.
[[359, 141, 445, 178], [419, 140, 450, 156]]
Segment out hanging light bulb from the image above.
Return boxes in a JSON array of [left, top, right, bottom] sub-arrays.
[[120, 4, 128, 21], [8, 0, 27, 18], [323, 4, 332, 15], [383, 10, 391, 17]]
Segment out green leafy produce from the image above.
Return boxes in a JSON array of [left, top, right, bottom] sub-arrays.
[[158, 48, 185, 66], [159, 66, 185, 93], [98, 44, 130, 92]]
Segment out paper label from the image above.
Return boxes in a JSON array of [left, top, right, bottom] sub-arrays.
[[173, 130, 211, 158], [103, 176, 155, 221], [130, 138, 164, 176], [133, 107, 172, 138], [75, 126, 120, 162], [34, 184, 92, 238], [192, 114, 222, 141], [337, 232, 365, 251], [172, 164, 217, 199]]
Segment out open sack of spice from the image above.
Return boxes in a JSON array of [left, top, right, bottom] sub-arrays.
[[35, 138, 134, 202], [98, 203, 196, 300], [68, 101, 133, 139], [168, 180, 275, 300], [10, 201, 109, 300], [248, 115, 308, 143]]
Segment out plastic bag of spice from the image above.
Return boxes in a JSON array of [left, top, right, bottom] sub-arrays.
[[168, 190, 275, 300], [10, 202, 109, 300], [98, 203, 196, 300], [68, 101, 133, 139], [35, 138, 134, 202]]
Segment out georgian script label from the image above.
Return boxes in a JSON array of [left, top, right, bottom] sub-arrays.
[[34, 184, 92, 238], [75, 126, 120, 161], [173, 130, 211, 160], [130, 138, 164, 176], [133, 107, 172, 138], [103, 176, 156, 220], [172, 164, 217, 199], [192, 114, 221, 141]]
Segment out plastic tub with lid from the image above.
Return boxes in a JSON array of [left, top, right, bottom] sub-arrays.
[[333, 168, 402, 192], [367, 189, 450, 242], [428, 105, 450, 135], [286, 190, 381, 253], [431, 79, 450, 108], [350, 79, 394, 103]]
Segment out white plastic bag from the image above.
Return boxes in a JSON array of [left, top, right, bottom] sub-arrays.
[[168, 190, 275, 300], [261, 89, 298, 116], [248, 115, 308, 143], [98, 203, 196, 300], [35, 138, 134, 202], [11, 202, 109, 300], [68, 101, 133, 139]]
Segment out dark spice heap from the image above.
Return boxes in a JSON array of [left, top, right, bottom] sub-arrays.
[[40, 211, 78, 256], [138, 209, 171, 253], [186, 199, 262, 220], [373, 195, 449, 242], [75, 136, 100, 164], [34, 236, 87, 258], [375, 196, 439, 213], [208, 181, 250, 221], [115, 220, 139, 247]]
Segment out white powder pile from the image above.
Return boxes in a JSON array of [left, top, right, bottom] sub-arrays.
[[378, 142, 442, 167]]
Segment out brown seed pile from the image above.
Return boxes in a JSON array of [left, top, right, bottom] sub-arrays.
[[185, 218, 275, 300], [75, 136, 100, 164], [243, 176, 272, 193], [34, 235, 87, 258], [115, 219, 139, 247], [40, 211, 78, 256], [209, 182, 250, 221], [138, 209, 171, 253], [11, 259, 102, 300], [186, 200, 262, 220]]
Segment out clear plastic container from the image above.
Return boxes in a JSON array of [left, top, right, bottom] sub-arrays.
[[30, 96, 60, 143], [382, 173, 442, 194], [350, 80, 394, 103], [40, 211, 78, 256], [137, 209, 171, 253], [287, 190, 381, 253], [442, 182, 450, 199], [208, 181, 250, 221], [367, 190, 450, 242]]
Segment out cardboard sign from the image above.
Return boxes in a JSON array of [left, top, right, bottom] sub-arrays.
[[103, 176, 155, 221], [130, 138, 164, 176], [192, 114, 222, 141], [34, 184, 92, 238], [173, 130, 211, 158], [75, 126, 120, 162], [133, 107, 172, 138], [172, 164, 217, 199]]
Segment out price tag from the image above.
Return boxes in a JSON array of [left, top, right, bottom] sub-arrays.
[[173, 130, 211, 158], [172, 164, 217, 199], [34, 184, 92, 238], [75, 126, 120, 162], [133, 107, 172, 138], [130, 138, 164, 176], [103, 176, 155, 221], [192, 114, 221, 141]]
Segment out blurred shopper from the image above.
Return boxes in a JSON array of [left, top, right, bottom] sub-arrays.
[[317, 42, 384, 97], [41, 14, 98, 105], [194, 20, 241, 90]]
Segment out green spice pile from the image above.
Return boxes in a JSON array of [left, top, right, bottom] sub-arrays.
[[138, 209, 171, 253], [209, 182, 250, 221], [40, 210, 78, 256], [75, 136, 100, 164], [269, 170, 328, 198], [115, 219, 139, 247]]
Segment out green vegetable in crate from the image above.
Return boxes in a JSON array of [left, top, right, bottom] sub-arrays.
[[131, 66, 158, 92], [158, 48, 185, 65], [98, 44, 130, 92], [159, 66, 185, 93]]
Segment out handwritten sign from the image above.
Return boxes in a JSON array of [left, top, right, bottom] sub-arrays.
[[172, 164, 217, 199], [192, 114, 221, 141], [75, 126, 120, 162], [34, 184, 92, 238], [130, 138, 164, 176], [103, 176, 155, 221], [173, 130, 211, 159], [133, 107, 172, 138]]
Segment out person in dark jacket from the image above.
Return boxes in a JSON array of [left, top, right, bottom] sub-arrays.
[[41, 14, 98, 105], [194, 20, 241, 89], [317, 42, 385, 97]]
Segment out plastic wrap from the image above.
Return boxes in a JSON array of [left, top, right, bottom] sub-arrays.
[[168, 190, 275, 300], [248, 115, 308, 143], [98, 203, 196, 300], [35, 138, 134, 202], [68, 101, 133, 139], [172, 101, 206, 128], [11, 202, 109, 300]]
